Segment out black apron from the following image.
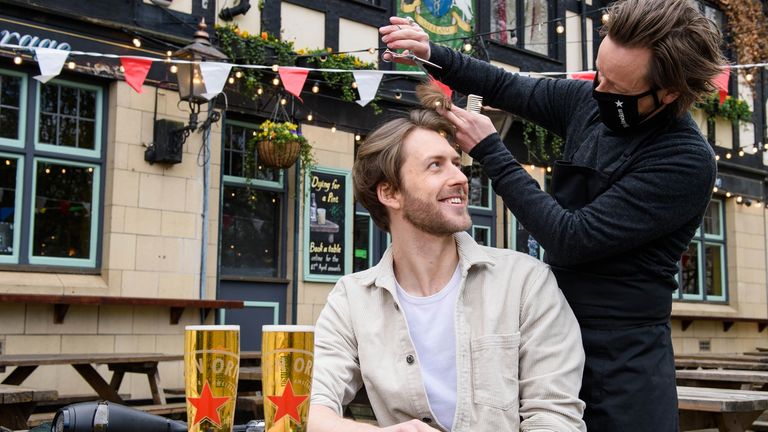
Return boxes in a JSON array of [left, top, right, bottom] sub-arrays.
[[550, 133, 678, 432]]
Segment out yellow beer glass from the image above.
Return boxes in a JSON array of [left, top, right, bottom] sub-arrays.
[[185, 325, 240, 432], [262, 325, 314, 432]]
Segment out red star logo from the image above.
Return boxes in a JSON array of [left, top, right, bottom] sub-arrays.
[[266, 380, 309, 424], [187, 381, 230, 427]]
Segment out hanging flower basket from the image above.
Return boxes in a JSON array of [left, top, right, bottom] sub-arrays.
[[257, 139, 301, 168], [249, 120, 315, 170]]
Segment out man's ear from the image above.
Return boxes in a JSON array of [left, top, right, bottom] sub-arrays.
[[661, 89, 680, 105], [377, 182, 401, 210]]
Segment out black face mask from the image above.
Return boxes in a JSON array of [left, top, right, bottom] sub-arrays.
[[592, 75, 662, 132]]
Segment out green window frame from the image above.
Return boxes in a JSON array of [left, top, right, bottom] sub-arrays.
[[222, 119, 284, 189], [0, 69, 27, 148], [35, 79, 103, 158], [675, 198, 727, 302], [463, 160, 493, 210], [0, 72, 104, 269]]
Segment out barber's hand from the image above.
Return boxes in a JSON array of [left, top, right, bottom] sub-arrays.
[[440, 104, 498, 154], [378, 419, 441, 431], [379, 16, 431, 64]]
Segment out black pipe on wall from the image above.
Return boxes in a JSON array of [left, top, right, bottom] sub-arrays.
[[219, 0, 251, 21]]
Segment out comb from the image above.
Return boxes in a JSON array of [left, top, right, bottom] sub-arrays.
[[461, 95, 483, 166]]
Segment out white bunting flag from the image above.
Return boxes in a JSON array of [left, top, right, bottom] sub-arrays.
[[34, 48, 69, 83], [200, 62, 233, 100], [353, 70, 384, 107]]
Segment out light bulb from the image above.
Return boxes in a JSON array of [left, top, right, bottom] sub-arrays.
[[602, 12, 610, 23], [13, 55, 22, 65], [228, 77, 235, 84], [395, 92, 402, 100], [355, 134, 361, 141], [738, 149, 745, 157], [280, 98, 287, 105], [715, 154, 720, 160], [746, 73, 754, 82], [312, 82, 320, 93], [119, 65, 125, 73], [463, 41, 472, 52], [132, 37, 141, 48], [272, 77, 280, 86], [351, 81, 358, 89], [166, 50, 173, 57], [368, 47, 376, 55], [257, 87, 264, 95], [307, 113, 313, 121], [737, 196, 743, 203], [68, 61, 76, 69], [725, 152, 732, 159], [235, 70, 243, 78], [331, 125, 337, 133], [271, 64, 279, 72], [713, 186, 718, 193], [170, 65, 178, 73], [556, 24, 565, 34], [546, 166, 552, 173], [726, 192, 732, 197]]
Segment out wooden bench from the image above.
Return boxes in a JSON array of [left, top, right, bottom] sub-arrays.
[[0, 293, 243, 325], [677, 369, 768, 390], [678, 386, 768, 431], [27, 402, 188, 427], [676, 358, 768, 371], [0, 384, 57, 430]]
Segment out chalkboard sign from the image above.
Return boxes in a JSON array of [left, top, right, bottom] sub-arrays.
[[303, 167, 353, 282]]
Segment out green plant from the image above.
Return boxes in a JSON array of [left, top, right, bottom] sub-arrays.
[[522, 120, 564, 163], [215, 25, 295, 97], [694, 93, 753, 123], [247, 120, 315, 173], [300, 48, 382, 114]]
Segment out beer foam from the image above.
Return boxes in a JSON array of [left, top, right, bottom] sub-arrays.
[[262, 325, 315, 332], [185, 325, 241, 331]]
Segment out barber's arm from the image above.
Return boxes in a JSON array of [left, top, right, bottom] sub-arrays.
[[308, 282, 440, 432], [518, 266, 587, 432]]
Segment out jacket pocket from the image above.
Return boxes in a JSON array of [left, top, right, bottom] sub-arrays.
[[471, 332, 520, 410]]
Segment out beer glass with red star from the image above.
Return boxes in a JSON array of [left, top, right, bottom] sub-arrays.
[[185, 325, 240, 432], [262, 325, 314, 432]]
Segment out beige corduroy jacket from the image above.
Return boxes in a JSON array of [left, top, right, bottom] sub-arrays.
[[311, 232, 586, 432]]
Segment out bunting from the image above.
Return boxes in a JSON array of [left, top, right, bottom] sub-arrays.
[[120, 57, 153, 93], [353, 71, 384, 107], [33, 48, 68, 83], [278, 67, 310, 102], [200, 62, 233, 100], [713, 66, 730, 104]]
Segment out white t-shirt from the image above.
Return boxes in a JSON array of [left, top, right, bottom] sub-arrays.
[[395, 265, 460, 430]]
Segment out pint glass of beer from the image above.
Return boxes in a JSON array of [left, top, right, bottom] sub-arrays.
[[185, 325, 240, 432], [262, 325, 314, 432]]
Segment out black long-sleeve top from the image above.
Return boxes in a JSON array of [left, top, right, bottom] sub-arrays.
[[428, 44, 717, 325]]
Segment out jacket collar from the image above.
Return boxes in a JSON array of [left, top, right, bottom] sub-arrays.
[[357, 232, 495, 295]]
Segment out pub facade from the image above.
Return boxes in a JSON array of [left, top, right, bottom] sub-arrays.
[[0, 0, 765, 400]]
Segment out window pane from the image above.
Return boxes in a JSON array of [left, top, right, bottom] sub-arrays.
[[59, 117, 78, 147], [0, 157, 18, 255], [78, 119, 95, 150], [220, 185, 280, 277], [473, 226, 490, 246], [680, 242, 700, 295], [0, 109, 19, 140], [60, 86, 78, 116], [702, 199, 722, 236], [0, 75, 21, 107], [80, 90, 96, 118], [40, 85, 57, 113], [353, 213, 371, 272], [32, 162, 94, 259], [524, 0, 549, 55], [704, 243, 724, 298], [463, 161, 490, 208], [490, 0, 516, 44], [39, 114, 58, 144]]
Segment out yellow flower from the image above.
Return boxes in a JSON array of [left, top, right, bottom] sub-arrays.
[[241, 31, 249, 37]]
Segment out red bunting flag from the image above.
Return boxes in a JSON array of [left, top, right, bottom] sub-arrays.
[[570, 71, 596, 81], [120, 57, 153, 93], [430, 76, 452, 98], [713, 66, 730, 104], [278, 67, 310, 102]]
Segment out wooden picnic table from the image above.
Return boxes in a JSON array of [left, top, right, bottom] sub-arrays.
[[677, 369, 768, 390], [676, 358, 768, 371], [677, 353, 768, 363], [0, 384, 58, 430], [678, 386, 768, 431], [0, 353, 183, 405]]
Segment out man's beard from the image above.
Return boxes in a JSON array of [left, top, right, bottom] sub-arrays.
[[401, 188, 471, 236]]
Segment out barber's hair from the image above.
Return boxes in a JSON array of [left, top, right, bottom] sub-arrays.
[[353, 82, 455, 231], [601, 0, 726, 117]]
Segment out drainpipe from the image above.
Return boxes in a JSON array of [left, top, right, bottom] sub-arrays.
[[291, 159, 301, 324], [219, 0, 251, 21], [200, 103, 213, 308]]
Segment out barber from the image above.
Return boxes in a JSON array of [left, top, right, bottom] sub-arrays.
[[380, 0, 725, 430]]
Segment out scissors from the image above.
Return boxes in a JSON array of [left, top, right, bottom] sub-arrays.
[[381, 48, 442, 77]]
